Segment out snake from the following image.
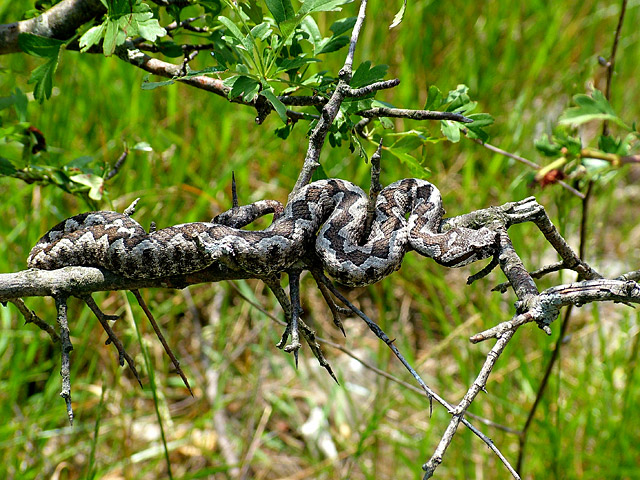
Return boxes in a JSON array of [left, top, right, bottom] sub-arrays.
[[27, 179, 499, 287]]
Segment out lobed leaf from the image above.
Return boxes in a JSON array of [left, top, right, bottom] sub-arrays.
[[350, 61, 388, 89], [18, 33, 65, 58], [389, 0, 407, 29]]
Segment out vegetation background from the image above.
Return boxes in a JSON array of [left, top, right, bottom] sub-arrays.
[[1, 1, 639, 479]]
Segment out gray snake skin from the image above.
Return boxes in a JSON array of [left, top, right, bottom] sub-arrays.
[[27, 179, 498, 287]]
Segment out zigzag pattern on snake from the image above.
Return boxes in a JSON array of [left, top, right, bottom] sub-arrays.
[[27, 179, 498, 287]]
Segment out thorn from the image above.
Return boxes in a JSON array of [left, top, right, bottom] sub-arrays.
[[326, 364, 339, 384], [294, 349, 299, 369], [64, 395, 74, 426], [123, 198, 140, 216], [149, 221, 157, 233], [337, 322, 346, 337], [231, 171, 239, 208]]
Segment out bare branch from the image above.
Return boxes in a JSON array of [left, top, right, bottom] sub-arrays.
[[132, 289, 193, 395], [0, 0, 105, 55], [55, 295, 74, 425], [358, 107, 472, 123], [7, 298, 59, 343], [291, 0, 370, 195], [81, 294, 143, 387]]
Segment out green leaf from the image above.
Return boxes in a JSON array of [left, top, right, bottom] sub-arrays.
[[379, 117, 394, 129], [390, 134, 424, 153], [241, 0, 265, 24], [298, 0, 351, 16], [350, 61, 388, 89], [466, 113, 494, 128], [79, 24, 106, 52], [261, 89, 288, 123], [315, 35, 349, 55], [218, 15, 254, 53], [28, 58, 59, 103], [70, 173, 104, 201], [0, 157, 17, 176], [330, 16, 356, 36], [265, 0, 295, 24], [424, 85, 443, 110], [598, 135, 629, 155], [228, 75, 260, 101], [275, 123, 292, 139], [66, 156, 95, 169], [18, 33, 65, 58], [154, 40, 184, 58], [19, 34, 64, 103], [389, 0, 407, 29], [251, 22, 272, 41], [200, 0, 222, 16], [464, 113, 493, 142], [559, 90, 630, 130], [141, 74, 176, 90], [136, 15, 166, 42], [300, 16, 323, 49], [441, 120, 461, 143], [275, 56, 319, 74], [103, 17, 120, 56]]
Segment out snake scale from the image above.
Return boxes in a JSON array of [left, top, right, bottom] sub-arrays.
[[27, 179, 498, 287]]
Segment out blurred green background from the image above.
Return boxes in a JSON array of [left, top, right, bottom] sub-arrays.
[[1, 1, 639, 479]]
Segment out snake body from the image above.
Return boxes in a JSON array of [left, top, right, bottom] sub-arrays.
[[27, 179, 498, 287]]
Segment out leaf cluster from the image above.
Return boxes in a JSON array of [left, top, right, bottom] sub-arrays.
[[79, 0, 166, 56], [533, 89, 639, 187], [0, 88, 137, 207], [13, 0, 490, 202]]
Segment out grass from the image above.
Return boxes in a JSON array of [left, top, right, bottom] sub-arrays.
[[1, 1, 640, 479]]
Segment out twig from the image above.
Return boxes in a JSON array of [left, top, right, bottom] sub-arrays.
[[358, 107, 472, 123], [466, 135, 585, 199], [283, 270, 303, 366], [8, 298, 59, 343], [80, 294, 143, 387], [492, 261, 566, 293], [423, 329, 519, 479], [163, 15, 209, 33], [55, 295, 74, 425], [255, 277, 338, 382], [516, 181, 592, 472], [344, 79, 400, 97], [106, 147, 128, 181], [234, 269, 527, 439], [362, 139, 383, 241], [314, 275, 346, 336], [314, 270, 435, 409], [291, 0, 370, 195], [131, 289, 193, 396], [602, 0, 628, 136], [313, 269, 521, 478], [424, 226, 538, 479]]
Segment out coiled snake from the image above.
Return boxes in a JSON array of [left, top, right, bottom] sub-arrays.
[[27, 179, 498, 287]]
